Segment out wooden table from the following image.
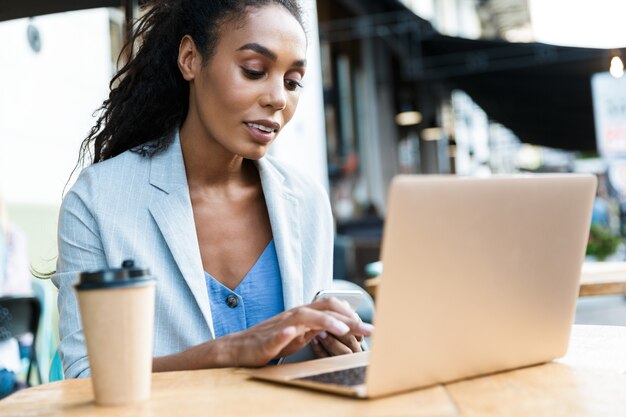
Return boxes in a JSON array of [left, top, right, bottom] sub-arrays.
[[1, 325, 625, 417], [578, 262, 626, 296], [365, 261, 626, 299]]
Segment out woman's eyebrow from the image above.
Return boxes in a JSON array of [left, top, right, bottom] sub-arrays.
[[237, 42, 306, 68], [238, 43, 277, 61]]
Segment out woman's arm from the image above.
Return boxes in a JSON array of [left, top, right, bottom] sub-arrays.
[[152, 338, 230, 372], [153, 297, 373, 371], [52, 179, 107, 378], [55, 166, 372, 376]]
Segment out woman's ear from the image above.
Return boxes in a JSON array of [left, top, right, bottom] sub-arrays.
[[178, 35, 197, 81]]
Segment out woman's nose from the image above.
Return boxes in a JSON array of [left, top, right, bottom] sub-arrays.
[[260, 78, 287, 110]]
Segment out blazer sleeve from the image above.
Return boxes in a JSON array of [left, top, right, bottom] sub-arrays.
[[52, 172, 107, 379]]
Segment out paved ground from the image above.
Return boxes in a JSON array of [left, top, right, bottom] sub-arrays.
[[575, 295, 626, 326]]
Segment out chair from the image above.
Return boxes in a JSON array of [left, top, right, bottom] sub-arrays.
[[31, 278, 59, 383], [0, 296, 42, 385], [48, 350, 64, 382]]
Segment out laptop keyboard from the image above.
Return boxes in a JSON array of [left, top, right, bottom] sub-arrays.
[[295, 366, 367, 387]]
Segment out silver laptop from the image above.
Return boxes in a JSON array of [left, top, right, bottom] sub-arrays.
[[248, 174, 597, 398]]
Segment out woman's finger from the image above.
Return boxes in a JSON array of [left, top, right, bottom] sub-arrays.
[[259, 326, 300, 362], [310, 336, 330, 359], [318, 333, 353, 356], [336, 332, 363, 353], [276, 327, 321, 358], [309, 297, 358, 319], [306, 298, 374, 337], [301, 329, 318, 344], [285, 307, 372, 338], [321, 330, 362, 353], [320, 310, 374, 337]]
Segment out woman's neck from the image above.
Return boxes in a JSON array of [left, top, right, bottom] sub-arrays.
[[179, 120, 256, 190]]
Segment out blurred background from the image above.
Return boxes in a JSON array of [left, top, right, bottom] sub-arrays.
[[1, 0, 626, 387]]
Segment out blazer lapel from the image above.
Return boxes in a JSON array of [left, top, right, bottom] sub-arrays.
[[148, 133, 215, 337], [146, 133, 304, 334], [257, 158, 304, 310]]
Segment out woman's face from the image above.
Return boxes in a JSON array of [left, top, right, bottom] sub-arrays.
[[184, 4, 307, 160]]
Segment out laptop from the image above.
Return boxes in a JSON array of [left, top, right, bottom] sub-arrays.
[[248, 174, 597, 398]]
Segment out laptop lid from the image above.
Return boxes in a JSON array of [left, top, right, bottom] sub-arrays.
[[365, 174, 596, 397]]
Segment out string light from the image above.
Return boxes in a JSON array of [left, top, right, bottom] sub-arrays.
[[421, 127, 442, 141], [395, 111, 422, 126], [610, 56, 624, 78]]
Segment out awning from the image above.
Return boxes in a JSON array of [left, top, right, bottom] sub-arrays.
[[418, 34, 624, 152], [321, 3, 625, 152], [0, 1, 123, 22]]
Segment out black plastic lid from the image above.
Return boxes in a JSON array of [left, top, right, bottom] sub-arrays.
[[75, 260, 153, 290]]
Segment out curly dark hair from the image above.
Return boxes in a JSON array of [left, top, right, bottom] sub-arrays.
[[79, 0, 304, 165]]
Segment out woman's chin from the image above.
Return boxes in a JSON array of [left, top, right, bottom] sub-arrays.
[[240, 145, 272, 160], [240, 151, 264, 161]]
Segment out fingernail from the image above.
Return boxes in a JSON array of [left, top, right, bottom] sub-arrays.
[[312, 337, 319, 345], [318, 331, 328, 339], [330, 320, 350, 335], [358, 322, 374, 335]]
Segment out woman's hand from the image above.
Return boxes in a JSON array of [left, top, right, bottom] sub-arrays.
[[218, 297, 373, 367], [310, 311, 365, 358]]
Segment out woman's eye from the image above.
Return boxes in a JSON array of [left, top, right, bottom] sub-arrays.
[[241, 67, 265, 79], [285, 79, 303, 91]]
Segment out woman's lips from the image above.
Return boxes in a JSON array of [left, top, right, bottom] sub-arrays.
[[244, 122, 275, 144], [246, 121, 279, 132], [243, 120, 280, 144]]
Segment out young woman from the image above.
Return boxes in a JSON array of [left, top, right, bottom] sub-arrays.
[[52, 0, 372, 378]]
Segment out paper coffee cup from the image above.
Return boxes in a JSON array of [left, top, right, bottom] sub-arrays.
[[75, 260, 155, 406]]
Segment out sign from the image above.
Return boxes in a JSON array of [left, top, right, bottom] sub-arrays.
[[591, 72, 626, 157]]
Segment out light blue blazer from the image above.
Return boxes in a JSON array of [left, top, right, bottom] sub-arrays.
[[52, 132, 334, 378]]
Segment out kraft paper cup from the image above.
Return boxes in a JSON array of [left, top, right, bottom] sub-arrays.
[[75, 260, 155, 406]]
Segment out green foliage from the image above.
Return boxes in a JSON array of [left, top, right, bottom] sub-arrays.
[[586, 224, 622, 261], [577, 151, 600, 159]]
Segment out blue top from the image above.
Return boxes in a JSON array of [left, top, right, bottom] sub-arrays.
[[205, 240, 285, 338]]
